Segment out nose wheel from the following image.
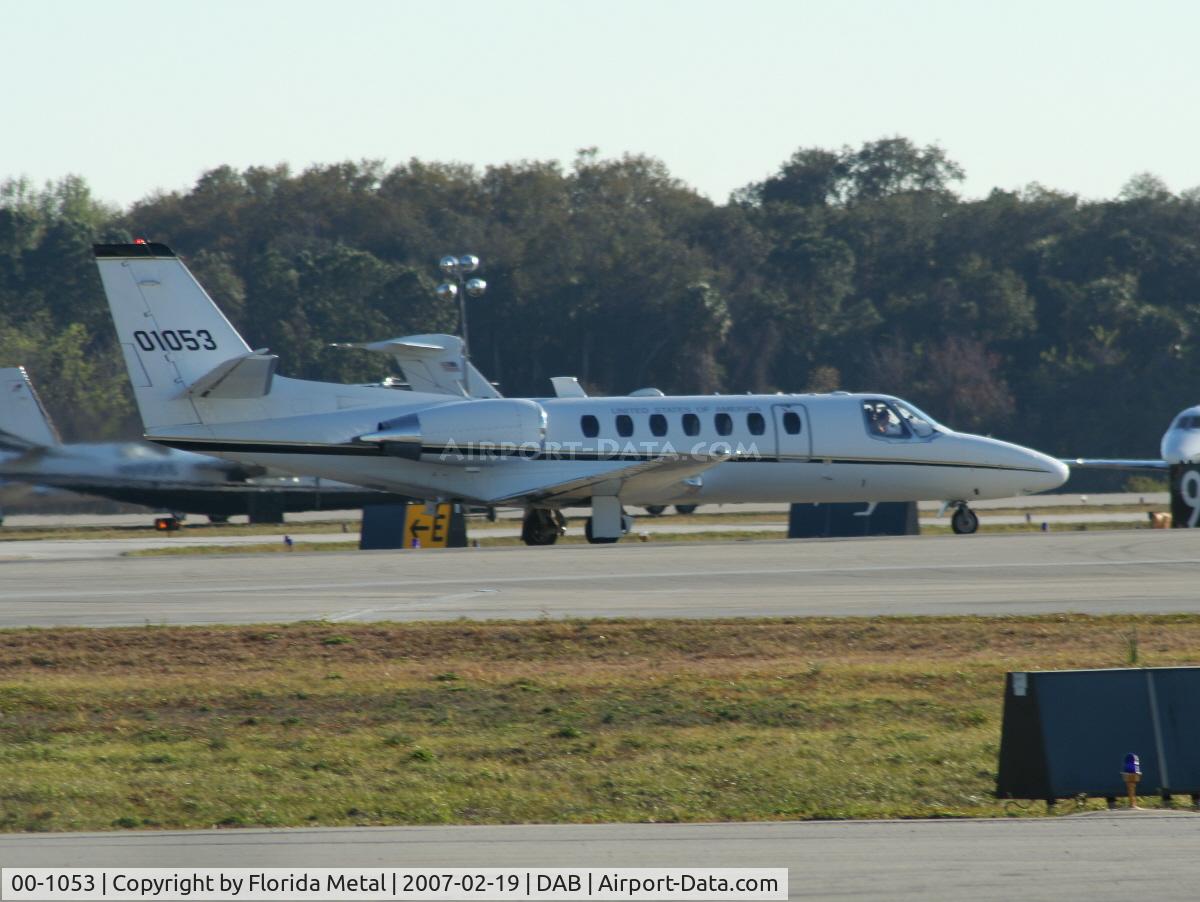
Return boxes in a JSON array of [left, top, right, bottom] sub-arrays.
[[950, 503, 979, 535]]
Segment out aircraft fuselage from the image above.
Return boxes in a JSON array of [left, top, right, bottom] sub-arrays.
[[153, 391, 1067, 508]]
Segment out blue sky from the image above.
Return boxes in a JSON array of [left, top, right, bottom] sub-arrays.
[[4, 0, 1198, 207]]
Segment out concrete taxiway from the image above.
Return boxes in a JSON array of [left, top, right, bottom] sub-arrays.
[[2, 814, 1198, 900], [0, 512, 1158, 561], [0, 492, 1167, 529], [0, 529, 1197, 627]]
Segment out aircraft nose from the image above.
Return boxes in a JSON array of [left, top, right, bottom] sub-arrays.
[[1162, 432, 1200, 465], [1046, 456, 1070, 488], [1026, 451, 1069, 492]]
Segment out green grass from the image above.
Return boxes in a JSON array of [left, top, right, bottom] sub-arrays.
[[1, 615, 1197, 832]]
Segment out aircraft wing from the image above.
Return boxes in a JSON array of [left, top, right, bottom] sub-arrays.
[[488, 453, 729, 506], [1066, 458, 1168, 471], [0, 432, 40, 453]]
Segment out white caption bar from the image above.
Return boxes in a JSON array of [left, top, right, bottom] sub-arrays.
[[1, 869, 787, 901]]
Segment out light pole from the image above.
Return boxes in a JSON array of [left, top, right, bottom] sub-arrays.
[[436, 254, 487, 397]]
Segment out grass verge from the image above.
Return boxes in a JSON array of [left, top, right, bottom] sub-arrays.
[[1, 615, 1196, 831]]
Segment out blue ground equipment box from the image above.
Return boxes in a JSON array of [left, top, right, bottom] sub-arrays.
[[788, 501, 919, 538], [996, 667, 1200, 804]]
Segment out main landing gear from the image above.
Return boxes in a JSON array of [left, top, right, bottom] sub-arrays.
[[644, 504, 698, 517], [523, 503, 636, 546], [950, 503, 979, 535], [521, 508, 566, 546], [584, 512, 635, 544]]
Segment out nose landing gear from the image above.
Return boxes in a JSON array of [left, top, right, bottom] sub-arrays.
[[950, 503, 979, 535]]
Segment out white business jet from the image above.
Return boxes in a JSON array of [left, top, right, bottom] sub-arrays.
[[0, 366, 402, 523], [1069, 405, 1200, 527], [93, 242, 1068, 544], [1072, 405, 1200, 471]]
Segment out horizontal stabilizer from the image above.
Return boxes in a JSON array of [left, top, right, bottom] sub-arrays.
[[180, 351, 278, 399]]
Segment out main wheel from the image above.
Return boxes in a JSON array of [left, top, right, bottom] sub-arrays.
[[951, 505, 979, 535], [584, 517, 619, 544], [644, 505, 666, 517], [674, 504, 698, 515], [521, 509, 562, 546]]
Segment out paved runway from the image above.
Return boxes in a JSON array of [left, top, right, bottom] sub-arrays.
[[0, 513, 1157, 561], [0, 492, 1168, 529], [1, 814, 1197, 900], [0, 530, 1197, 627]]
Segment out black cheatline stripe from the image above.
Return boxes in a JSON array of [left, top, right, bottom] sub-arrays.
[[826, 458, 1049, 474], [157, 438, 1054, 475]]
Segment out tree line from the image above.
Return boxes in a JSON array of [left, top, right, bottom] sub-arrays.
[[2, 138, 1197, 479]]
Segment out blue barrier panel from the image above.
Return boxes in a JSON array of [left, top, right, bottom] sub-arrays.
[[996, 667, 1200, 803], [788, 502, 918, 538]]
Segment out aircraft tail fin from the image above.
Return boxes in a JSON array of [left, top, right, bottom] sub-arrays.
[[0, 367, 63, 449], [93, 243, 255, 431]]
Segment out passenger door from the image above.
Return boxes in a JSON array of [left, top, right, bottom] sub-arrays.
[[772, 404, 811, 462]]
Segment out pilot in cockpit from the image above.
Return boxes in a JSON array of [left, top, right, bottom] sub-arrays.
[[867, 403, 906, 438], [870, 407, 889, 435]]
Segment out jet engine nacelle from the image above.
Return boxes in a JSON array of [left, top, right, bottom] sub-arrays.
[[360, 398, 547, 458]]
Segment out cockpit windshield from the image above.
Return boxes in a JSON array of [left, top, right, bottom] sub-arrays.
[[893, 401, 942, 438], [1174, 414, 1200, 431], [862, 399, 943, 441]]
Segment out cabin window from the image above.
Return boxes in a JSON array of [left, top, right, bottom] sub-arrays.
[[616, 414, 634, 437], [747, 412, 765, 435], [715, 413, 733, 436], [682, 413, 700, 436], [782, 411, 802, 435], [649, 413, 668, 437], [581, 414, 599, 438]]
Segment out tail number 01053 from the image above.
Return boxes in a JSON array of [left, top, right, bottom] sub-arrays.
[[134, 329, 217, 352]]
